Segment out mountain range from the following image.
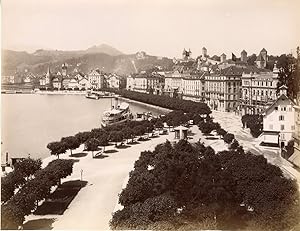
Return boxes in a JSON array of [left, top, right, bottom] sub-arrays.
[[2, 44, 173, 77]]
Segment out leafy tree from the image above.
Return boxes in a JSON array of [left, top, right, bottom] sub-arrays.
[[97, 134, 109, 152], [122, 127, 134, 143], [229, 139, 239, 150], [75, 131, 92, 144], [85, 138, 100, 158], [134, 125, 147, 139], [109, 131, 124, 146], [247, 54, 257, 65], [47, 141, 67, 158], [277, 53, 298, 99], [223, 133, 235, 144], [111, 193, 177, 230], [91, 128, 107, 139], [198, 121, 214, 134], [61, 136, 80, 156], [164, 110, 189, 127], [1, 159, 75, 230], [111, 140, 300, 230], [216, 128, 227, 138], [1, 175, 16, 202], [241, 114, 263, 138], [1, 203, 25, 230], [284, 140, 294, 159], [1, 158, 42, 203], [13, 158, 42, 180]]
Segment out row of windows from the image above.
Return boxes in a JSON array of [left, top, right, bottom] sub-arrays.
[[243, 80, 275, 86], [251, 89, 274, 96], [274, 106, 292, 112], [269, 124, 295, 130]]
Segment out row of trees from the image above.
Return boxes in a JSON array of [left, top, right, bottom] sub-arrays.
[[1, 159, 75, 230], [106, 89, 212, 116], [110, 140, 300, 230], [47, 119, 164, 159], [1, 158, 42, 203], [197, 115, 242, 153]]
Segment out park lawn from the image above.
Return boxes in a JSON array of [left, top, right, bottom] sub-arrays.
[[34, 180, 87, 215]]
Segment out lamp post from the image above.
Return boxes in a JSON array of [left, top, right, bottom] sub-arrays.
[[80, 169, 83, 181]]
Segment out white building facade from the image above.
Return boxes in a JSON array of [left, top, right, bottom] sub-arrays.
[[261, 86, 295, 147], [240, 65, 279, 115], [88, 69, 104, 89]]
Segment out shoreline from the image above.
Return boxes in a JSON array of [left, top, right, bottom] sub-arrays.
[[1, 94, 170, 167], [119, 96, 172, 113]]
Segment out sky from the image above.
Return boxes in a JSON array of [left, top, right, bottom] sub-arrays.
[[1, 0, 300, 58]]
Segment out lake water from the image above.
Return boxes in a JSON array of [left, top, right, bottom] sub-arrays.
[[1, 94, 166, 161]]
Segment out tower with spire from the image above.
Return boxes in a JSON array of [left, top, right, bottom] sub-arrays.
[[45, 66, 51, 84]]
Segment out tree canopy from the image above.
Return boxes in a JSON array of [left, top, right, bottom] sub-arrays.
[[47, 141, 67, 158], [110, 141, 300, 230], [277, 53, 299, 99], [61, 136, 80, 155]]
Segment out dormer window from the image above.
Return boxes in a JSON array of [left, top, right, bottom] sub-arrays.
[[275, 106, 278, 110]]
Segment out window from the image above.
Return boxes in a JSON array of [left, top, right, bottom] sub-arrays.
[[270, 82, 272, 86], [284, 107, 286, 111], [279, 115, 284, 121], [280, 125, 285, 130]]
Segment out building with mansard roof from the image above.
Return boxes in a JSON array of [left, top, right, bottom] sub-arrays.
[[204, 66, 244, 112]]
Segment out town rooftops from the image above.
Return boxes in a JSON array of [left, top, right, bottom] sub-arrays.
[[220, 66, 244, 76], [242, 65, 270, 74]]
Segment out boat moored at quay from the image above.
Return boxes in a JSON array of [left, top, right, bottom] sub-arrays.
[[101, 97, 133, 127]]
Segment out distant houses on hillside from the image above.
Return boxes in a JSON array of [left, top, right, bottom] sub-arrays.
[[1, 47, 295, 116]]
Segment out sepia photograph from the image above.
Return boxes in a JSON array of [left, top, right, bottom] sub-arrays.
[[1, 0, 300, 230]]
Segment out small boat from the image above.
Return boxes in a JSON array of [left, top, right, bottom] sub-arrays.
[[85, 91, 99, 100], [135, 112, 153, 121], [101, 97, 133, 127]]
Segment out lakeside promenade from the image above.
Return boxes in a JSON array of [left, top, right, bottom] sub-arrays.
[[26, 131, 176, 229], [24, 125, 226, 229]]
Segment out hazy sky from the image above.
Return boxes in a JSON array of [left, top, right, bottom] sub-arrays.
[[1, 0, 300, 58]]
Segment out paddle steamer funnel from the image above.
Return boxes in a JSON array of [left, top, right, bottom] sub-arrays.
[[114, 96, 119, 109]]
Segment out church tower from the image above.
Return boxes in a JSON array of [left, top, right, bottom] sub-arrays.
[[62, 63, 67, 77], [202, 47, 207, 57], [45, 66, 51, 84]]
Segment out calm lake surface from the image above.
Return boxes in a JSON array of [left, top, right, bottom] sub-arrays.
[[1, 94, 166, 161]]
